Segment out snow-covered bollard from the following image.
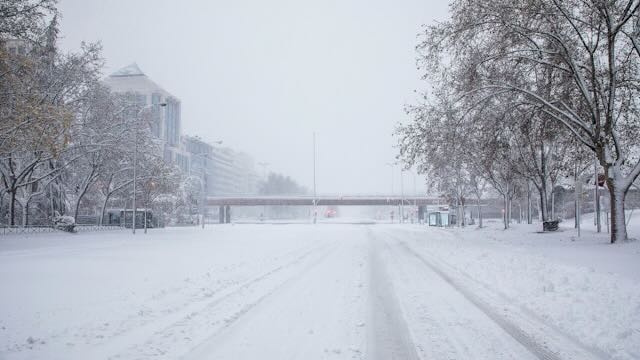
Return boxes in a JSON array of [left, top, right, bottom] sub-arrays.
[[52, 215, 76, 233]]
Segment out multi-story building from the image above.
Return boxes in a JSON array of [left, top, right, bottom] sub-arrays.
[[104, 63, 189, 172], [105, 63, 259, 196], [232, 151, 259, 194], [182, 135, 214, 195], [183, 136, 259, 196], [209, 146, 238, 195]]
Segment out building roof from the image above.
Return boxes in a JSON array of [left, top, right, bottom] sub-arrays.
[[104, 63, 178, 100], [109, 62, 145, 77]]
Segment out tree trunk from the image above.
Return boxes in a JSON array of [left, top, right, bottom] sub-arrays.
[[540, 141, 549, 222], [574, 199, 578, 228], [9, 190, 16, 226], [0, 192, 4, 225], [21, 201, 30, 227], [508, 195, 512, 225], [49, 184, 55, 220], [573, 169, 580, 229], [539, 187, 548, 222], [503, 194, 508, 229], [527, 183, 532, 224], [518, 202, 522, 224], [608, 185, 628, 243], [74, 171, 96, 223], [99, 192, 112, 226], [476, 197, 483, 228], [594, 159, 601, 232]]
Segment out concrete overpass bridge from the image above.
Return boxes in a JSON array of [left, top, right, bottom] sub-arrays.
[[207, 195, 447, 223]]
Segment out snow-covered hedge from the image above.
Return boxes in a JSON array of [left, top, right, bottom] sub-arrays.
[[52, 215, 76, 232]]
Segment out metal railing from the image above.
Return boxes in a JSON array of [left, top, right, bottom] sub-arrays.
[[75, 225, 124, 232], [0, 225, 57, 235], [0, 224, 125, 235]]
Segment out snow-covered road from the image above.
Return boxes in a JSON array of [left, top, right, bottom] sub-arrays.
[[1, 224, 637, 359]]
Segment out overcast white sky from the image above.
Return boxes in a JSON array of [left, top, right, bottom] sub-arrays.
[[57, 0, 450, 195]]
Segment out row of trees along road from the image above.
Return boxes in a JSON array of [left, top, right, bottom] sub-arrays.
[[0, 1, 190, 227], [397, 0, 640, 243]]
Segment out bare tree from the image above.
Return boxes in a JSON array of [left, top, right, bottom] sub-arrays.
[[417, 0, 640, 242], [0, 0, 57, 42]]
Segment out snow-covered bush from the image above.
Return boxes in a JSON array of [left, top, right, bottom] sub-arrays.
[[52, 215, 76, 233]]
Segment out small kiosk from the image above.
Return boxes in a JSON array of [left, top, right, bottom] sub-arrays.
[[425, 207, 454, 227]]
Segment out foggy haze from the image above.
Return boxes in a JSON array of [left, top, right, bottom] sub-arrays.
[[4, 1, 640, 359], [57, 0, 449, 195]]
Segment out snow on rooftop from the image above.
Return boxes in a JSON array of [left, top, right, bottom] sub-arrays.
[[104, 63, 177, 100], [109, 63, 145, 77]]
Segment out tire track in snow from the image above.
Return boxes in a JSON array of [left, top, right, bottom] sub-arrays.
[[183, 234, 370, 360], [67, 241, 335, 360], [367, 231, 421, 360], [394, 237, 603, 360], [109, 240, 339, 359]]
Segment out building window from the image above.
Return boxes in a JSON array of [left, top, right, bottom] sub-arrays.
[[151, 93, 161, 138], [164, 99, 180, 146]]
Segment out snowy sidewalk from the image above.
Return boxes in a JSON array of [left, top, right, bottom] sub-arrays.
[[386, 220, 640, 360]]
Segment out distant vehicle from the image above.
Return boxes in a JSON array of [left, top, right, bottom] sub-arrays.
[[325, 208, 337, 218]]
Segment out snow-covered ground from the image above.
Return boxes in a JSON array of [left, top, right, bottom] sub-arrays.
[[0, 218, 638, 359]]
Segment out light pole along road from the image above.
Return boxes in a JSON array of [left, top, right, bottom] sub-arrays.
[[257, 161, 269, 221]]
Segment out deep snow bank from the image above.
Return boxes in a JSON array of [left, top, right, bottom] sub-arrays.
[[392, 216, 640, 359]]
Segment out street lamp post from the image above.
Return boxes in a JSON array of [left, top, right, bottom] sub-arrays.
[[200, 159, 206, 229], [400, 168, 405, 223], [132, 102, 166, 235], [257, 162, 269, 221], [313, 132, 317, 224]]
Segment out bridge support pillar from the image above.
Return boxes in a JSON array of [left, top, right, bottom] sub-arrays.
[[219, 206, 225, 224], [418, 206, 426, 224], [225, 205, 231, 223]]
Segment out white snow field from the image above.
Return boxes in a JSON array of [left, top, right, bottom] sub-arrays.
[[1, 220, 639, 360]]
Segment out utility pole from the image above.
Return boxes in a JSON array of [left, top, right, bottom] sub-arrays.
[[576, 174, 585, 237], [201, 161, 206, 229], [594, 158, 601, 232], [132, 122, 138, 234], [400, 168, 405, 223], [313, 132, 317, 224], [257, 161, 269, 221]]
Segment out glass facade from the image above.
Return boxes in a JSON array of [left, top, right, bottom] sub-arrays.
[[164, 99, 180, 146], [151, 93, 162, 138], [175, 153, 190, 173]]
